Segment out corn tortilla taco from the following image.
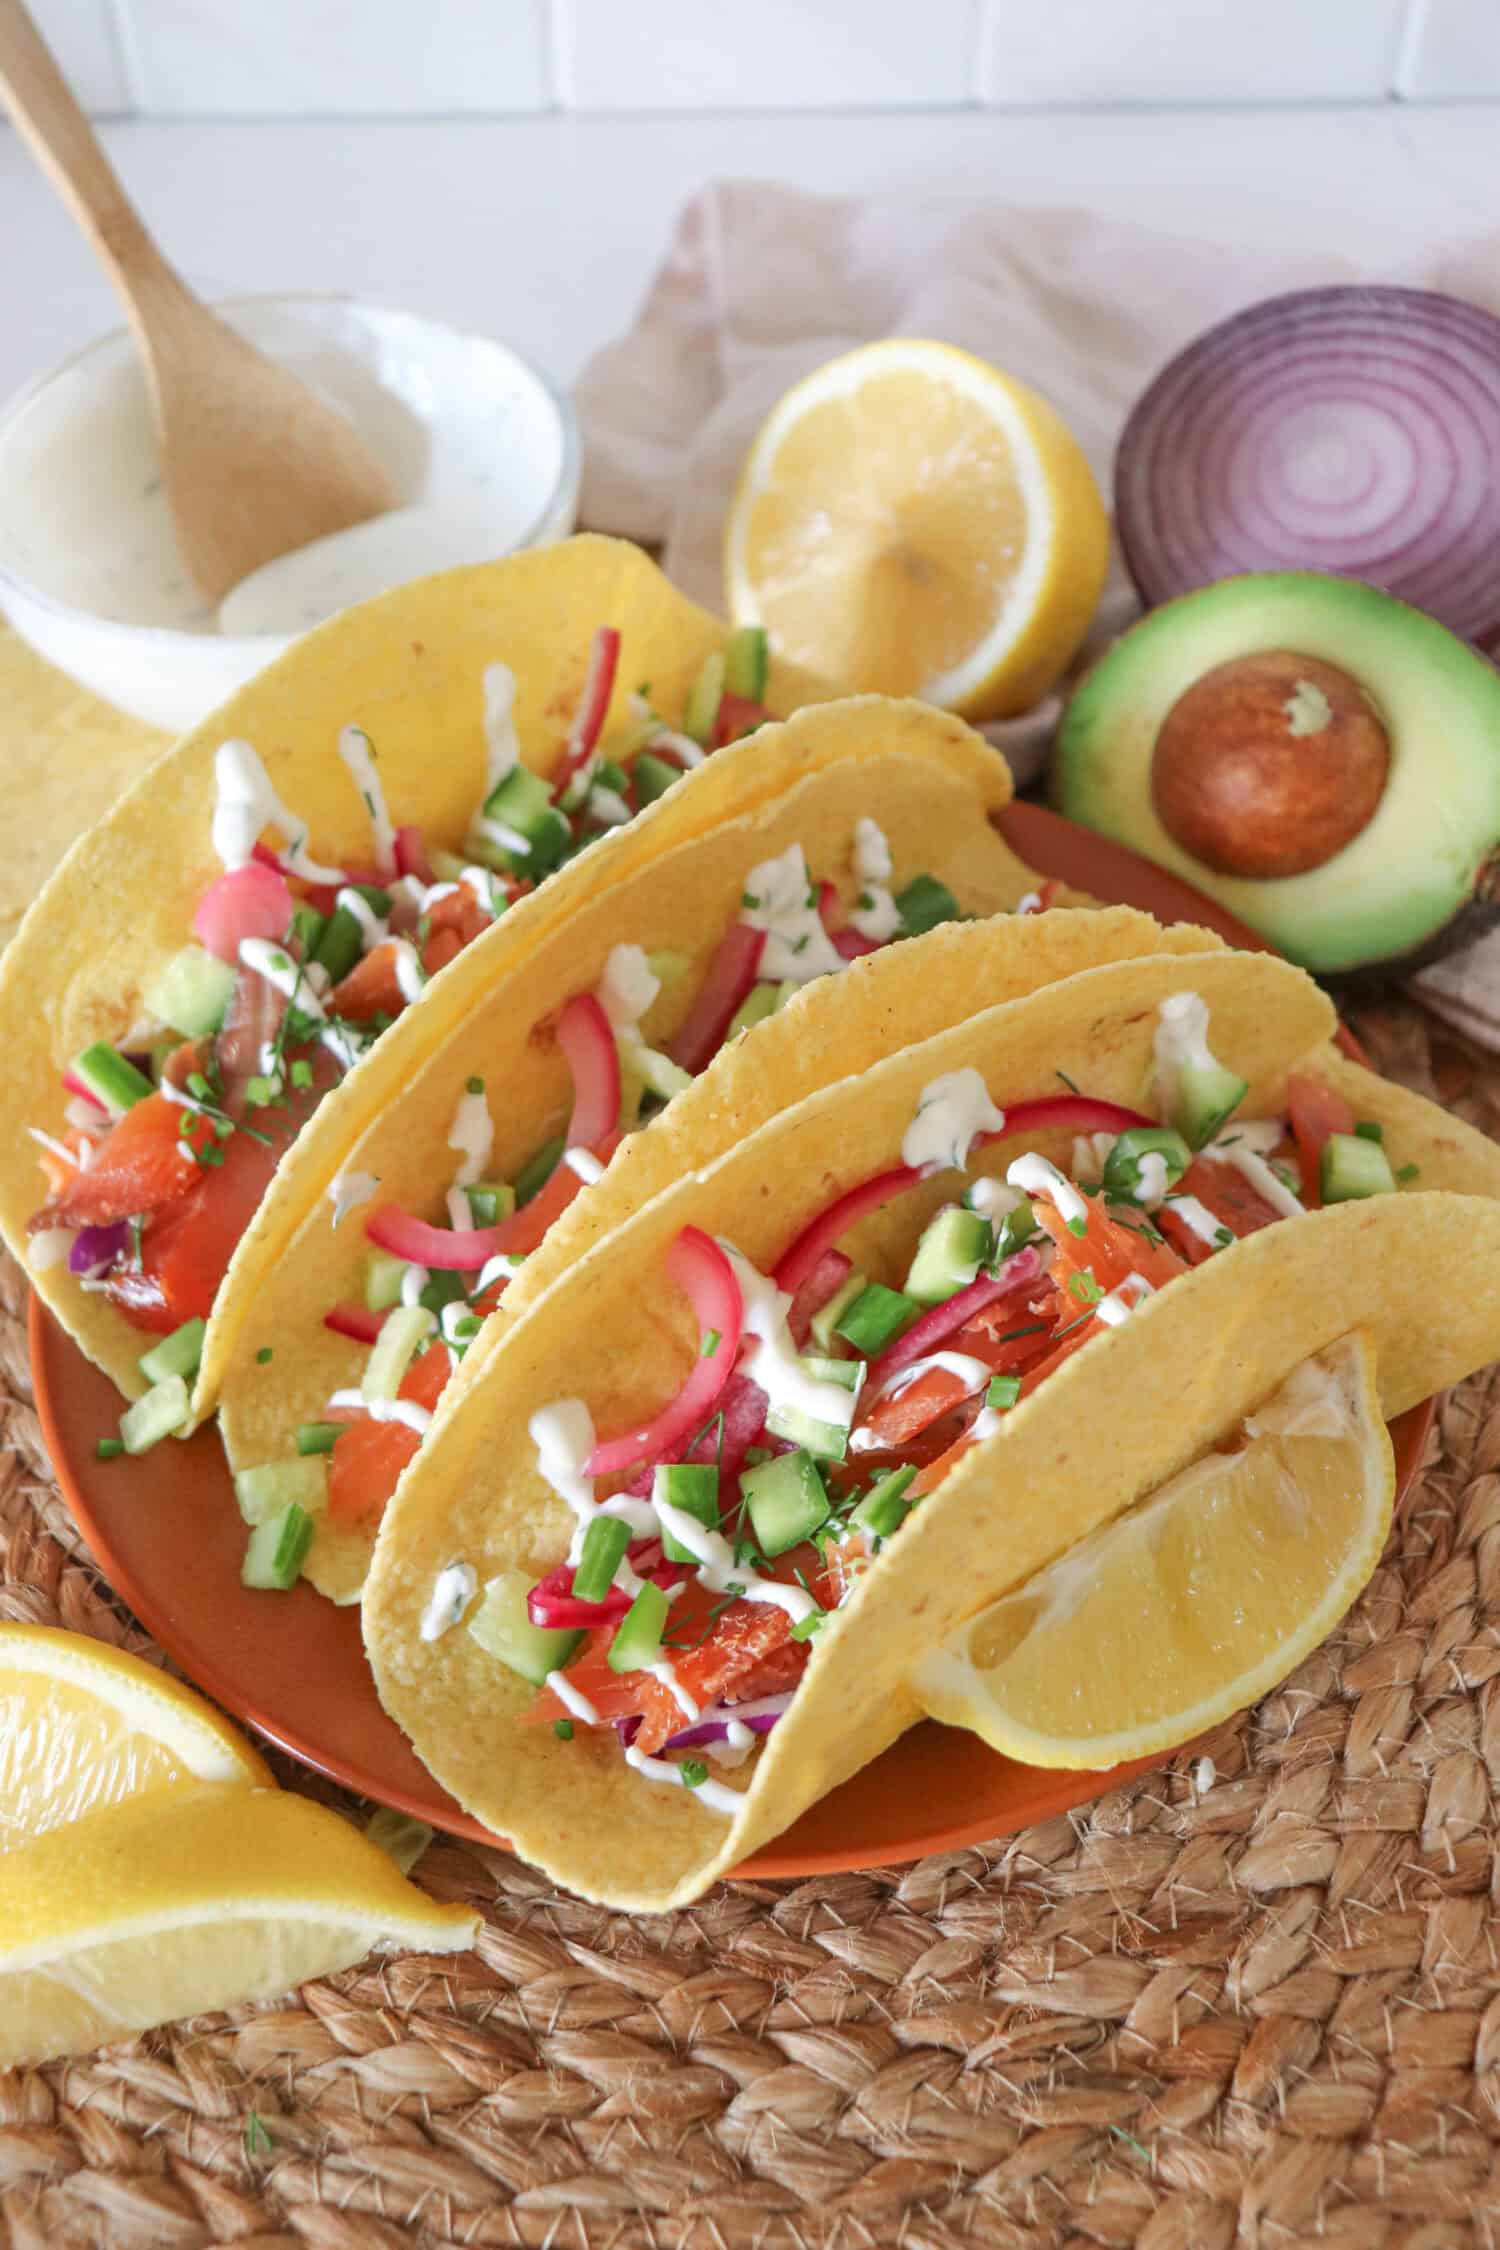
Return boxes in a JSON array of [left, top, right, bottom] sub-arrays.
[[0, 534, 832, 1436], [362, 945, 1500, 1907]]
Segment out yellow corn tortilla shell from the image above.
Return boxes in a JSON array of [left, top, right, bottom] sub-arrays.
[[0, 533, 845, 1415], [364, 946, 1469, 1908], [219, 784, 1191, 1602]]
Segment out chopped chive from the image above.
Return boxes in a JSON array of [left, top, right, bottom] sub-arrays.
[[790, 1608, 827, 1643], [553, 1718, 575, 1741], [701, 1327, 722, 1357], [467, 1075, 484, 1096], [1396, 1162, 1419, 1184], [679, 1758, 709, 1788], [257, 1346, 274, 1364], [742, 892, 760, 909], [1214, 1226, 1234, 1248], [995, 1321, 1048, 1345], [1066, 1270, 1103, 1305], [290, 1058, 313, 1089], [1066, 1216, 1088, 1238], [96, 1436, 125, 1459], [1354, 1119, 1384, 1143], [295, 1421, 341, 1455], [1056, 1068, 1081, 1094], [985, 1375, 1021, 1410]]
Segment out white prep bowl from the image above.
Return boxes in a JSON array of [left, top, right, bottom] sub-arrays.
[[0, 294, 580, 733]]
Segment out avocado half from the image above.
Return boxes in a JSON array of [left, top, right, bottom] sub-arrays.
[[1053, 573, 1500, 975]]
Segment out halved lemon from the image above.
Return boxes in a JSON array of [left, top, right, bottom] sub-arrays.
[[0, 1785, 478, 2068], [724, 338, 1109, 719], [0, 1624, 273, 1851], [913, 1332, 1394, 1769]]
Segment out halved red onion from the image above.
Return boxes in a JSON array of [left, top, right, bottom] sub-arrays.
[[621, 1373, 769, 1498], [585, 1226, 743, 1478], [669, 923, 767, 1074], [557, 991, 621, 1148], [834, 927, 882, 961], [863, 1245, 1042, 1395], [1116, 284, 1500, 647], [788, 1248, 852, 1347], [528, 1544, 692, 1630], [553, 625, 622, 796]]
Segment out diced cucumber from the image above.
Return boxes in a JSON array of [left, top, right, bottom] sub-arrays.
[[742, 1450, 830, 1557], [428, 846, 468, 882], [514, 1134, 564, 1207], [463, 1181, 516, 1228], [295, 1421, 342, 1455], [617, 1030, 692, 1116], [119, 1375, 190, 1454], [362, 1303, 434, 1404], [895, 873, 959, 938], [234, 1456, 328, 1526], [571, 1513, 633, 1604], [683, 650, 726, 746], [835, 1281, 920, 1357], [1172, 1059, 1249, 1151], [653, 1462, 721, 1562], [723, 624, 769, 702], [632, 750, 680, 806], [850, 1464, 916, 1543], [725, 982, 781, 1041], [765, 1356, 860, 1462], [811, 1270, 866, 1353], [608, 1581, 670, 1673], [143, 946, 236, 1039], [1321, 1131, 1397, 1202], [311, 904, 364, 985], [72, 1041, 153, 1116], [1102, 1126, 1191, 1206], [904, 1206, 993, 1305], [992, 1196, 1039, 1262], [137, 1316, 205, 1388], [466, 1570, 582, 1684], [363, 1251, 409, 1312], [481, 766, 571, 877], [240, 1502, 315, 1591]]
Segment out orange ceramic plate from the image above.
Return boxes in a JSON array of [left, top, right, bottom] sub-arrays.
[[31, 810, 1431, 1877]]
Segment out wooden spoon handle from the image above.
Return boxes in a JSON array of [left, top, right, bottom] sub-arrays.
[[0, 0, 167, 296]]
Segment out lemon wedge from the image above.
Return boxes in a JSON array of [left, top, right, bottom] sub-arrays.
[[724, 338, 1109, 720], [0, 1784, 478, 2067], [913, 1332, 1394, 1769], [0, 1624, 273, 1851]]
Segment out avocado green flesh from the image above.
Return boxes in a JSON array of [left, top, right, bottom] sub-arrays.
[[1053, 573, 1500, 973]]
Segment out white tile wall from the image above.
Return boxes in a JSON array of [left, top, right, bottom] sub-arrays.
[[556, 0, 976, 110], [24, 0, 1500, 117], [1395, 0, 1500, 96], [979, 0, 1407, 105], [124, 0, 549, 116]]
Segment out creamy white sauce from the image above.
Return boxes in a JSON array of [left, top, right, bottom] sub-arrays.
[[475, 813, 532, 859], [646, 1661, 700, 1720], [482, 663, 520, 795], [238, 937, 364, 1071], [903, 1070, 1006, 1175], [589, 784, 633, 828], [530, 1399, 597, 1528], [326, 1389, 433, 1434], [721, 1244, 859, 1434], [336, 885, 387, 951], [1071, 1130, 1116, 1181], [1162, 1192, 1225, 1248], [339, 727, 395, 891], [1008, 1153, 1090, 1230], [598, 943, 659, 1031], [651, 1495, 818, 1625], [447, 1089, 493, 1191], [628, 697, 706, 768], [1136, 1150, 1170, 1207], [564, 1148, 606, 1185], [549, 1670, 604, 1726], [211, 739, 344, 883], [849, 817, 901, 941], [965, 1178, 1023, 1222], [460, 864, 505, 913], [399, 1262, 430, 1306], [1208, 1125, 1305, 1219], [388, 939, 426, 1005], [874, 1350, 993, 1407], [853, 817, 892, 886], [968, 1406, 1005, 1444], [1154, 990, 1218, 1086], [476, 1250, 527, 1294], [328, 1168, 380, 1226], [1093, 1271, 1156, 1327], [740, 844, 843, 984], [623, 1743, 742, 1816], [1015, 890, 1042, 915], [420, 1560, 476, 1642]]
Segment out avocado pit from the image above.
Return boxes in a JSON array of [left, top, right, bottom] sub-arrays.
[[1150, 650, 1390, 880]]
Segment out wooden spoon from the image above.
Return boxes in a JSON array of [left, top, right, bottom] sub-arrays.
[[0, 0, 393, 606]]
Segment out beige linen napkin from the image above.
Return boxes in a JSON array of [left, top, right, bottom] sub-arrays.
[[575, 183, 1500, 1044]]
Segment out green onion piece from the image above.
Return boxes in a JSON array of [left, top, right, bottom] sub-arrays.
[[554, 1718, 575, 1741], [295, 1421, 343, 1456], [95, 1436, 125, 1460], [985, 1375, 1021, 1410], [1354, 1120, 1385, 1143], [678, 1757, 709, 1789]]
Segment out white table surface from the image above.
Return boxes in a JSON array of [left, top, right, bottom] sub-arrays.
[[3, 105, 1499, 404]]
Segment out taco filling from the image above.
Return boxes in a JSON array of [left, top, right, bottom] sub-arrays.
[[26, 629, 773, 1380], [240, 824, 1065, 1575], [413, 992, 1411, 1808]]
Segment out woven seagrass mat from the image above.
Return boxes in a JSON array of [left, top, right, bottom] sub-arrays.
[[4, 998, 1500, 2250]]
